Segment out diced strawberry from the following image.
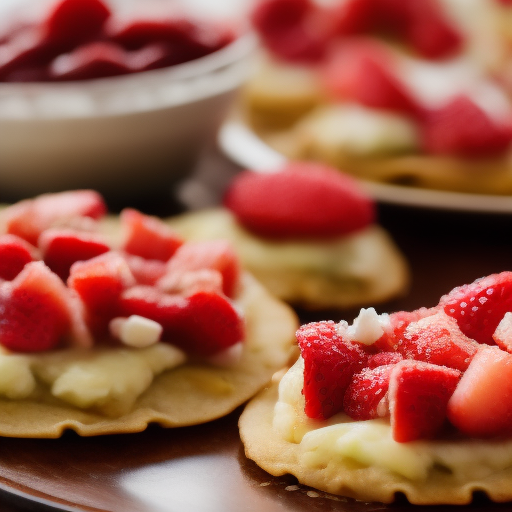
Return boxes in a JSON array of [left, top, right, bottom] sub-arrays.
[[159, 240, 240, 298], [0, 234, 38, 281], [0, 261, 73, 352], [49, 41, 130, 80], [321, 38, 422, 118], [120, 208, 183, 262], [447, 346, 512, 437], [1, 190, 107, 246], [42, 0, 111, 49], [124, 254, 167, 286], [320, 0, 379, 36], [374, 307, 437, 351], [493, 312, 512, 353], [296, 321, 369, 420], [119, 287, 245, 356], [223, 163, 375, 240], [343, 364, 394, 420], [251, 0, 327, 63], [402, 0, 463, 59], [439, 271, 512, 345], [157, 269, 224, 297], [389, 360, 460, 442], [396, 311, 479, 371], [367, 351, 403, 368], [68, 252, 136, 336], [39, 229, 110, 281], [421, 96, 512, 158]]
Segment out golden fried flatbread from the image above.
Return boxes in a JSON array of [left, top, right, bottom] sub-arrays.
[[0, 274, 298, 438], [239, 379, 512, 505], [168, 208, 409, 310]]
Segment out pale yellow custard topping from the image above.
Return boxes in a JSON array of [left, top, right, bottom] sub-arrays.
[[0, 343, 186, 417], [273, 357, 512, 482]]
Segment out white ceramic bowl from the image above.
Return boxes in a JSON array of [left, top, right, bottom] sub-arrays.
[[0, 2, 255, 203]]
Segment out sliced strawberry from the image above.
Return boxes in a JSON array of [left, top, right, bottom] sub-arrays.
[[68, 252, 136, 336], [493, 312, 512, 353], [320, 0, 379, 36], [49, 41, 130, 80], [321, 38, 422, 118], [389, 360, 460, 442], [421, 96, 512, 158], [402, 0, 463, 59], [439, 271, 512, 345], [396, 311, 479, 371], [0, 261, 74, 352], [39, 228, 110, 281], [2, 190, 107, 246], [343, 364, 394, 420], [159, 240, 240, 298], [251, 0, 327, 63], [42, 0, 111, 49], [120, 208, 183, 262], [296, 321, 369, 420], [0, 234, 38, 281], [119, 287, 244, 356], [223, 163, 375, 240], [367, 351, 403, 368], [374, 307, 437, 351], [124, 254, 167, 286], [447, 346, 512, 438]]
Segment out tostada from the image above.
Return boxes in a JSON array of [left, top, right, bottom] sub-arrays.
[[240, 271, 512, 504], [0, 190, 298, 438]]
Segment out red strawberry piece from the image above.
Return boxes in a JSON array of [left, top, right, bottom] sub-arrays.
[[321, 38, 422, 117], [439, 271, 512, 345], [119, 287, 245, 356], [223, 163, 375, 240], [160, 240, 241, 298], [1, 190, 107, 246], [493, 312, 512, 353], [42, 0, 111, 49], [374, 307, 437, 351], [321, 0, 379, 36], [389, 360, 460, 442], [251, 0, 327, 63], [396, 311, 479, 371], [402, 0, 463, 59], [125, 43, 172, 72], [0, 261, 75, 352], [367, 351, 403, 368], [124, 254, 167, 286], [296, 321, 369, 420], [447, 346, 512, 438], [0, 234, 38, 281], [49, 41, 131, 80], [120, 208, 183, 262], [421, 96, 512, 158], [343, 364, 395, 420], [68, 252, 136, 336], [39, 228, 110, 281]]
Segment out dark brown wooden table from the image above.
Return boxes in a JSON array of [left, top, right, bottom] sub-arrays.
[[1, 145, 512, 511]]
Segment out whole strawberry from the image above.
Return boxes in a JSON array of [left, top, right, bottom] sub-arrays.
[[296, 321, 369, 419], [223, 163, 375, 240], [439, 271, 512, 345]]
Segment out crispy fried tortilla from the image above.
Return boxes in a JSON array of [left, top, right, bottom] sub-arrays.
[[239, 380, 512, 505]]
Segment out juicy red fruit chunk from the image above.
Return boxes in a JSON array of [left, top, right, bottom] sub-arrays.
[[297, 321, 369, 420], [119, 287, 244, 356], [421, 96, 512, 158], [439, 271, 512, 345], [0, 234, 36, 281], [224, 163, 375, 240], [389, 360, 460, 442]]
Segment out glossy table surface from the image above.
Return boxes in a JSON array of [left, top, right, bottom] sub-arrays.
[[1, 144, 512, 512]]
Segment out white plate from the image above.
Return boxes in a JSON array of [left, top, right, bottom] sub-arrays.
[[218, 120, 512, 214]]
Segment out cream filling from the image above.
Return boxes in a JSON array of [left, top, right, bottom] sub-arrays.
[[0, 343, 186, 416], [273, 357, 512, 482]]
